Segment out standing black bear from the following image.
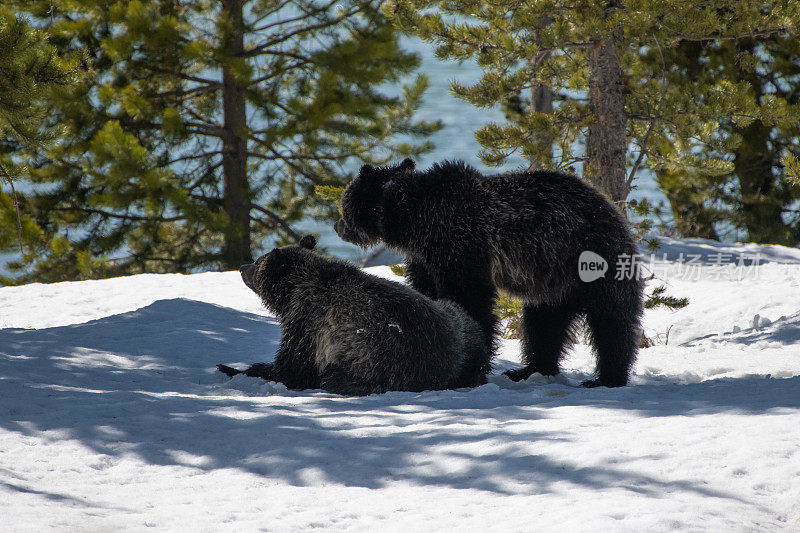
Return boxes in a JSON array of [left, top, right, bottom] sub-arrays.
[[334, 159, 644, 388], [217, 235, 491, 395]]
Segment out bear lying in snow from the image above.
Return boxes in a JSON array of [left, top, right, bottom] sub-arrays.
[[334, 159, 644, 388], [217, 235, 491, 395]]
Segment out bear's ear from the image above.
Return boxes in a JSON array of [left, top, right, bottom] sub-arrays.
[[358, 164, 375, 177], [299, 234, 317, 250], [399, 158, 415, 172]]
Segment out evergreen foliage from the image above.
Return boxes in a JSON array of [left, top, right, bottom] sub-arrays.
[[314, 184, 345, 214], [643, 285, 689, 311], [388, 262, 406, 277], [386, 0, 798, 208], [495, 294, 523, 339], [650, 36, 800, 243], [0, 11, 78, 144], [784, 154, 800, 185], [0, 10, 80, 269], [1, 0, 439, 282]]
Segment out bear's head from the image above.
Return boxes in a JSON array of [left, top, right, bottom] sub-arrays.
[[240, 234, 317, 313], [334, 158, 416, 247]]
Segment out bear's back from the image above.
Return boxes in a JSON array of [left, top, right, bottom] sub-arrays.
[[304, 265, 461, 385], [475, 169, 636, 300]]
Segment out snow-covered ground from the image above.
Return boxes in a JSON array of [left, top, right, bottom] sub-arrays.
[[1, 240, 800, 531]]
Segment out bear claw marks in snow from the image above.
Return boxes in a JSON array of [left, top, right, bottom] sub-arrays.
[[217, 235, 491, 395], [335, 159, 644, 388]]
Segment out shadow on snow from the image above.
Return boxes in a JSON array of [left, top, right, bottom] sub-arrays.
[[0, 298, 796, 506]]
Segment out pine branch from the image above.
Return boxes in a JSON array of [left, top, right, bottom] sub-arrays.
[[250, 203, 301, 241], [627, 35, 668, 189], [164, 150, 223, 166], [248, 0, 342, 37], [249, 0, 296, 27], [52, 206, 186, 222], [644, 285, 689, 311], [243, 1, 367, 57], [659, 28, 790, 43], [148, 66, 219, 87], [151, 84, 221, 100], [783, 154, 800, 185]]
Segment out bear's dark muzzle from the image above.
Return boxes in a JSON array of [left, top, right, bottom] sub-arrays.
[[334, 218, 366, 245], [240, 263, 256, 291], [334, 218, 348, 239]]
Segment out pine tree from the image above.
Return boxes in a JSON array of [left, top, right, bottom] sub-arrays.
[[2, 0, 438, 282], [387, 0, 798, 210], [651, 35, 800, 244], [0, 9, 79, 265]]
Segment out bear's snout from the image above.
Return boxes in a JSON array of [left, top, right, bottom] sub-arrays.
[[334, 218, 348, 239], [240, 263, 256, 291], [335, 218, 365, 245]]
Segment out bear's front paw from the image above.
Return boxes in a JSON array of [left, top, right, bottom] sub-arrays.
[[503, 368, 535, 382]]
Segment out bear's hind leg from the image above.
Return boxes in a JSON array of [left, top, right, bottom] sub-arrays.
[[437, 272, 499, 354], [582, 284, 642, 387], [504, 300, 579, 382]]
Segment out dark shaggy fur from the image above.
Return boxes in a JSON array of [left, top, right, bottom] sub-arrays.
[[334, 159, 644, 388], [217, 235, 491, 395]]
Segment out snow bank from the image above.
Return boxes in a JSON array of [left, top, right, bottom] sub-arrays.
[[1, 240, 799, 531]]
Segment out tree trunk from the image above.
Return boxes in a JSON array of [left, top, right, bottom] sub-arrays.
[[731, 40, 791, 245], [585, 3, 628, 207], [528, 21, 554, 170], [529, 79, 553, 170], [734, 120, 790, 244], [220, 0, 252, 267]]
